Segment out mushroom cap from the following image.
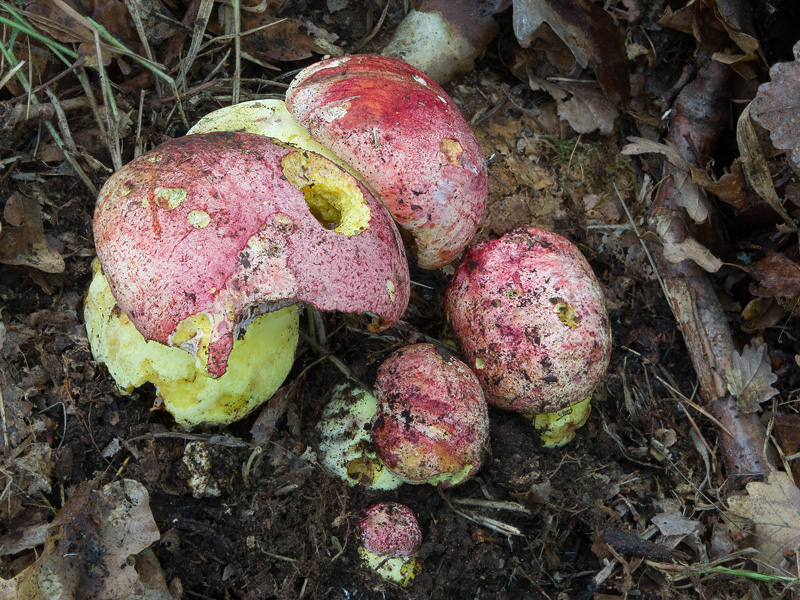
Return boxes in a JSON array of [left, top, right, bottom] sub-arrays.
[[94, 131, 410, 378], [286, 54, 487, 269], [372, 343, 489, 486], [445, 226, 612, 415], [360, 502, 422, 557]]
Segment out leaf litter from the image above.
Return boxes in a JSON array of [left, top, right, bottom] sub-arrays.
[[3, 0, 800, 598]]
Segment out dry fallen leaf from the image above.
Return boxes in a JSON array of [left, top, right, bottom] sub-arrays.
[[622, 137, 711, 222], [659, 0, 761, 79], [528, 76, 618, 135], [652, 499, 707, 561], [736, 103, 795, 226], [725, 341, 779, 413], [742, 251, 800, 311], [751, 41, 800, 175], [727, 470, 800, 573], [646, 214, 723, 273], [0, 193, 65, 274], [512, 0, 630, 106], [774, 413, 800, 482], [0, 479, 172, 600], [691, 161, 750, 212]]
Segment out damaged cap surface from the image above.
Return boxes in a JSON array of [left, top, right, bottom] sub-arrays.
[[286, 54, 487, 269], [94, 131, 409, 378]]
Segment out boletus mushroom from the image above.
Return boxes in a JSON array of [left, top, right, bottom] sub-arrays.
[[444, 227, 612, 446], [88, 126, 409, 427], [286, 54, 487, 269], [372, 343, 489, 486], [359, 502, 423, 585]]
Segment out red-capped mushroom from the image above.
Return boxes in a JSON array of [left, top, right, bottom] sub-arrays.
[[286, 54, 487, 269], [93, 131, 410, 380], [360, 502, 423, 557], [372, 343, 489, 486], [444, 226, 612, 446], [359, 502, 423, 585]]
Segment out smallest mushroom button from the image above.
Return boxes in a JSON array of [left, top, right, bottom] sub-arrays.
[[359, 502, 423, 585]]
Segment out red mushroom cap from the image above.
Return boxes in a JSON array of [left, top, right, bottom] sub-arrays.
[[286, 54, 487, 269], [372, 343, 489, 486], [360, 502, 422, 557], [445, 226, 612, 415], [94, 131, 410, 378]]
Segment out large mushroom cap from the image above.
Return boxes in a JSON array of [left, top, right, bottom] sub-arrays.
[[445, 226, 612, 415], [286, 54, 487, 269], [94, 131, 410, 378]]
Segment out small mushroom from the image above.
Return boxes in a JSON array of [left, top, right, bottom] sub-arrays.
[[315, 383, 404, 490], [372, 343, 489, 486], [286, 54, 487, 269], [359, 502, 423, 585], [444, 226, 612, 447]]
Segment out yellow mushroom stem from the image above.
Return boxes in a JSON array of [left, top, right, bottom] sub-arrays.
[[358, 547, 422, 586], [85, 259, 299, 428], [524, 395, 592, 448]]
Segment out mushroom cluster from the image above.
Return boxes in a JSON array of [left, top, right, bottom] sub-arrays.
[[86, 55, 487, 428], [86, 53, 613, 588]]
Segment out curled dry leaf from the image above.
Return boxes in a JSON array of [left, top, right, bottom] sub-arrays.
[[659, 0, 760, 78], [528, 75, 618, 135], [751, 41, 800, 175], [727, 470, 800, 574], [725, 341, 779, 413], [741, 251, 800, 311], [736, 103, 796, 227], [645, 214, 723, 273], [513, 0, 630, 106], [691, 160, 750, 213], [0, 193, 65, 274], [622, 137, 711, 222]]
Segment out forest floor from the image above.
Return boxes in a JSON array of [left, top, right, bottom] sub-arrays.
[[2, 0, 800, 599]]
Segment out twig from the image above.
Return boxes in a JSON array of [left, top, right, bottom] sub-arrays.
[[352, 0, 389, 52], [644, 60, 769, 482]]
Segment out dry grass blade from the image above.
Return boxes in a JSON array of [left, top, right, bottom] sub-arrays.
[[232, 0, 241, 105], [183, 0, 215, 87], [0, 34, 97, 193], [0, 60, 25, 91], [122, 0, 163, 98]]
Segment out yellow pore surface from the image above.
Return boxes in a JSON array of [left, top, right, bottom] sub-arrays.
[[281, 150, 371, 236], [85, 259, 299, 428]]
